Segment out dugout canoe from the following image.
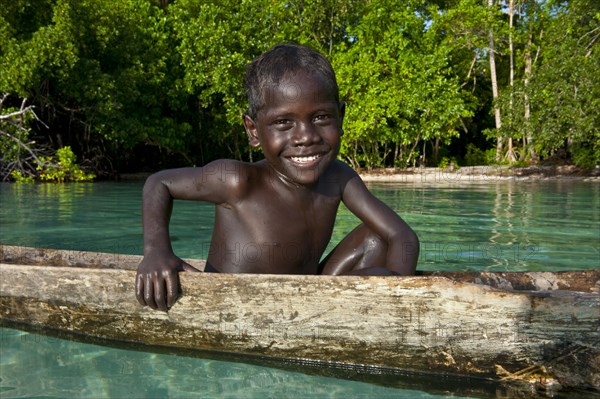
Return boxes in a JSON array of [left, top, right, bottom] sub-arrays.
[[1, 245, 598, 394]]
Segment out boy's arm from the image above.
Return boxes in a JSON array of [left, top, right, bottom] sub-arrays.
[[136, 162, 242, 311], [136, 169, 199, 311], [340, 167, 419, 275]]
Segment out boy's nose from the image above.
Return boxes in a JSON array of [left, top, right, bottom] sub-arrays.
[[291, 123, 322, 146]]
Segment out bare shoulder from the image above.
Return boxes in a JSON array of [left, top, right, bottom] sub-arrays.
[[322, 160, 361, 189], [330, 159, 359, 175], [198, 159, 263, 196], [199, 159, 254, 185], [152, 159, 263, 203], [325, 161, 377, 203]]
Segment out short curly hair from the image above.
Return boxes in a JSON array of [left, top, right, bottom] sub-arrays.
[[244, 43, 339, 120]]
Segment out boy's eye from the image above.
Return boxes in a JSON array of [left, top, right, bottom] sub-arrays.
[[274, 119, 292, 126], [314, 114, 332, 124]]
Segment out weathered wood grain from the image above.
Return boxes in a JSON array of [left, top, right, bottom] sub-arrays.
[[0, 245, 205, 270], [2, 245, 597, 293], [0, 246, 599, 392]]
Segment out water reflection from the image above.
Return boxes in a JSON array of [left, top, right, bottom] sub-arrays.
[[1, 182, 144, 254], [362, 180, 599, 272]]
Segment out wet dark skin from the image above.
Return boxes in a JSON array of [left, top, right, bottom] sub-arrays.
[[136, 71, 419, 311]]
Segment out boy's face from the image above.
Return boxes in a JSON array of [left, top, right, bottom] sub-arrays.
[[243, 71, 344, 187]]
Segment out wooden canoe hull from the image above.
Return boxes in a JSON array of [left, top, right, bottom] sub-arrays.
[[1, 246, 599, 392]]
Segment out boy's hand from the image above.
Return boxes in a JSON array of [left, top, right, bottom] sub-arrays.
[[135, 250, 199, 311]]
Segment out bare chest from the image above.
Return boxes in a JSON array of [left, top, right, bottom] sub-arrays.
[[211, 188, 341, 272]]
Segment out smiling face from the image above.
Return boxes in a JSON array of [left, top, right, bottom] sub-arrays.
[[243, 71, 344, 187]]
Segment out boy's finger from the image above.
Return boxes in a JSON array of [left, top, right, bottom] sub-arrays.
[[135, 274, 146, 306], [144, 274, 157, 310], [166, 275, 179, 309], [154, 277, 168, 312]]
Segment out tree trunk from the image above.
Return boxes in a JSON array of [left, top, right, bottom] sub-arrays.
[[488, 0, 503, 161], [506, 0, 517, 163], [523, 1, 538, 161], [507, 137, 516, 162]]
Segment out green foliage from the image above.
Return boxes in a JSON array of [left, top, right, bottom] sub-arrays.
[[0, 0, 199, 172], [37, 146, 95, 183], [0, 0, 598, 172], [485, 148, 499, 166], [0, 108, 33, 161], [0, 96, 44, 181], [438, 157, 459, 170], [526, 0, 600, 168], [484, 0, 599, 167], [464, 144, 487, 166], [10, 170, 35, 183], [572, 145, 600, 170], [333, 0, 474, 168], [0, 1, 78, 96]]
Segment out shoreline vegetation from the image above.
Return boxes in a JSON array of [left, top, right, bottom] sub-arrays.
[[359, 165, 600, 183], [116, 165, 600, 183], [2, 2, 598, 183]]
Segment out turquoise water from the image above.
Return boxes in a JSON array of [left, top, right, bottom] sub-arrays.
[[3, 326, 471, 399], [1, 180, 599, 271], [1, 180, 599, 398]]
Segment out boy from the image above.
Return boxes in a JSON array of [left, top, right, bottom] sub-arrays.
[[136, 43, 419, 311]]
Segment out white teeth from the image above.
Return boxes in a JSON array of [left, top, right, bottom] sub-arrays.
[[291, 155, 320, 164]]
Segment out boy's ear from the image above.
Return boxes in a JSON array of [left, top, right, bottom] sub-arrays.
[[243, 114, 261, 147]]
